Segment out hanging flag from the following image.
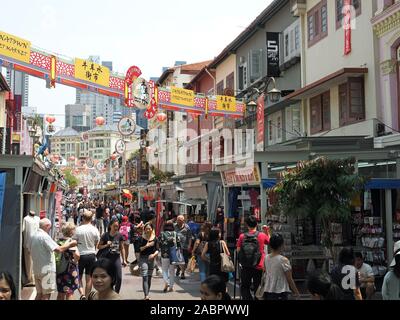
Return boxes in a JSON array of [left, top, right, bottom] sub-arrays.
[[344, 0, 352, 55], [257, 94, 265, 152]]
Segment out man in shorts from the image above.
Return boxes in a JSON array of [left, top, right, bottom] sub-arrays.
[[30, 219, 77, 300], [74, 210, 100, 298]]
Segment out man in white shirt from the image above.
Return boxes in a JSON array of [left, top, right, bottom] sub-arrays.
[[30, 218, 77, 300], [74, 210, 100, 297], [22, 211, 40, 286], [355, 252, 375, 300]]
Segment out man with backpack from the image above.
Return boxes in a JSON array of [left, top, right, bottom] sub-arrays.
[[237, 215, 270, 300]]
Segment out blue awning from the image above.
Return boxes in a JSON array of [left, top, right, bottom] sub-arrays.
[[262, 179, 277, 188], [262, 178, 400, 190], [365, 179, 400, 190]]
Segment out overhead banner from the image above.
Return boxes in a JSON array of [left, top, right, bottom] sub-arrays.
[[221, 165, 261, 187], [257, 94, 265, 152], [266, 32, 280, 77], [0, 173, 6, 230], [216, 95, 236, 112], [0, 31, 31, 63], [75, 58, 110, 87], [344, 0, 352, 55], [171, 87, 195, 107]]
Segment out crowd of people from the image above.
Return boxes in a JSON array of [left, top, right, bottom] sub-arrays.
[[1, 199, 400, 301]]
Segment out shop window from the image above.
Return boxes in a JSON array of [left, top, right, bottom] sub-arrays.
[[307, 0, 328, 47], [310, 91, 331, 134], [285, 104, 301, 141], [339, 77, 365, 126], [336, 0, 361, 29]]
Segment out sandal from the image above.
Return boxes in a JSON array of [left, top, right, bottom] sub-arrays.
[[80, 295, 87, 300], [163, 285, 169, 293]]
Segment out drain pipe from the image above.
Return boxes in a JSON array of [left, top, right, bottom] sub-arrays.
[[205, 67, 216, 94]]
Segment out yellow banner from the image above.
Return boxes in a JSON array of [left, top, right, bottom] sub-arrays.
[[171, 87, 194, 107], [216, 95, 236, 112], [75, 58, 110, 87], [0, 31, 31, 63]]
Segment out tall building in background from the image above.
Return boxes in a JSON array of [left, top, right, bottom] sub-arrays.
[[65, 104, 91, 132], [6, 69, 29, 107]]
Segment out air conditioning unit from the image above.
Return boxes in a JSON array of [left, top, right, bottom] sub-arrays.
[[239, 56, 246, 64]]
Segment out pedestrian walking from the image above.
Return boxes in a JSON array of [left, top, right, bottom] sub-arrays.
[[22, 210, 40, 286], [174, 215, 192, 280], [56, 222, 81, 300], [261, 233, 300, 300], [30, 219, 77, 300], [354, 252, 375, 300], [201, 227, 229, 283], [236, 215, 270, 300], [192, 221, 212, 282], [0, 271, 17, 300], [95, 203, 105, 236], [138, 222, 159, 300], [120, 215, 132, 263], [97, 217, 128, 293], [86, 259, 121, 300], [159, 222, 180, 293], [331, 248, 362, 300], [74, 209, 100, 298], [103, 207, 110, 232], [307, 270, 344, 300], [200, 275, 231, 301], [382, 241, 400, 300]]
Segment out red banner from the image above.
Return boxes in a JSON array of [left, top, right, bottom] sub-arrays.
[[257, 94, 265, 151], [344, 0, 352, 55]]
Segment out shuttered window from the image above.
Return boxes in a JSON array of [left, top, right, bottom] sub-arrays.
[[310, 91, 330, 134], [339, 77, 365, 126]]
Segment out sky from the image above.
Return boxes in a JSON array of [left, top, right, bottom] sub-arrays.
[[1, 0, 273, 128]]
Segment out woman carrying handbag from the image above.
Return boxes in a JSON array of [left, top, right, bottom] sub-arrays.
[[201, 227, 230, 283]]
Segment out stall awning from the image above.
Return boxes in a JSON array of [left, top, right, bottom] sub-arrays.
[[262, 179, 278, 188], [365, 179, 400, 190]]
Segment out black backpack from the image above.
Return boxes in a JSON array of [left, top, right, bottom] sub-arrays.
[[238, 232, 261, 268]]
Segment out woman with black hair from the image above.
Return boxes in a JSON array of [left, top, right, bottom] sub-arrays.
[[262, 233, 300, 300], [331, 247, 362, 300], [307, 271, 344, 300], [382, 241, 400, 300], [0, 271, 17, 300], [87, 259, 120, 300], [200, 275, 231, 300], [201, 227, 230, 283]]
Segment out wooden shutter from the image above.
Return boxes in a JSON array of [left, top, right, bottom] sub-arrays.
[[322, 91, 331, 130], [217, 81, 224, 95], [238, 66, 244, 91], [310, 96, 322, 134], [339, 83, 348, 126], [226, 73, 234, 91], [348, 77, 365, 122]]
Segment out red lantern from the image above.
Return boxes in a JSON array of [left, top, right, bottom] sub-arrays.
[[111, 154, 118, 161], [46, 116, 56, 124], [96, 116, 106, 126], [69, 156, 75, 161], [156, 112, 167, 122]]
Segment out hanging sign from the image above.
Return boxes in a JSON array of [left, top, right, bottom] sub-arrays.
[[118, 117, 136, 136], [266, 32, 280, 77], [171, 87, 195, 107], [216, 95, 236, 112], [256, 94, 265, 152], [0, 31, 31, 63], [115, 139, 126, 154], [75, 58, 110, 87], [344, 0, 352, 55]]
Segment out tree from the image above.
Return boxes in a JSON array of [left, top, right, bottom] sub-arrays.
[[149, 165, 175, 184], [63, 168, 80, 190], [272, 157, 367, 258]]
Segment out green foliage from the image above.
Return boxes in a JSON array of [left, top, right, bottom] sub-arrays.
[[63, 168, 80, 190], [272, 157, 368, 249], [149, 165, 175, 184]]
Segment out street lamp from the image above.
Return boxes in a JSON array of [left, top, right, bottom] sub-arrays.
[[246, 77, 282, 114]]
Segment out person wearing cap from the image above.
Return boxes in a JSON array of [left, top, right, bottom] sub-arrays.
[[22, 211, 40, 286], [382, 241, 400, 300]]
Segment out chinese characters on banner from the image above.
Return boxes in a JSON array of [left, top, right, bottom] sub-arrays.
[[75, 58, 110, 87], [257, 94, 265, 152], [0, 31, 31, 63], [344, 0, 352, 55], [266, 32, 280, 77], [216, 95, 236, 112]]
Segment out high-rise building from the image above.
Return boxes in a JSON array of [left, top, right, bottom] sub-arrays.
[[5, 69, 29, 107], [65, 104, 92, 132]]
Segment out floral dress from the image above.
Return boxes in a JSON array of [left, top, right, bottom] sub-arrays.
[[56, 238, 80, 294]]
